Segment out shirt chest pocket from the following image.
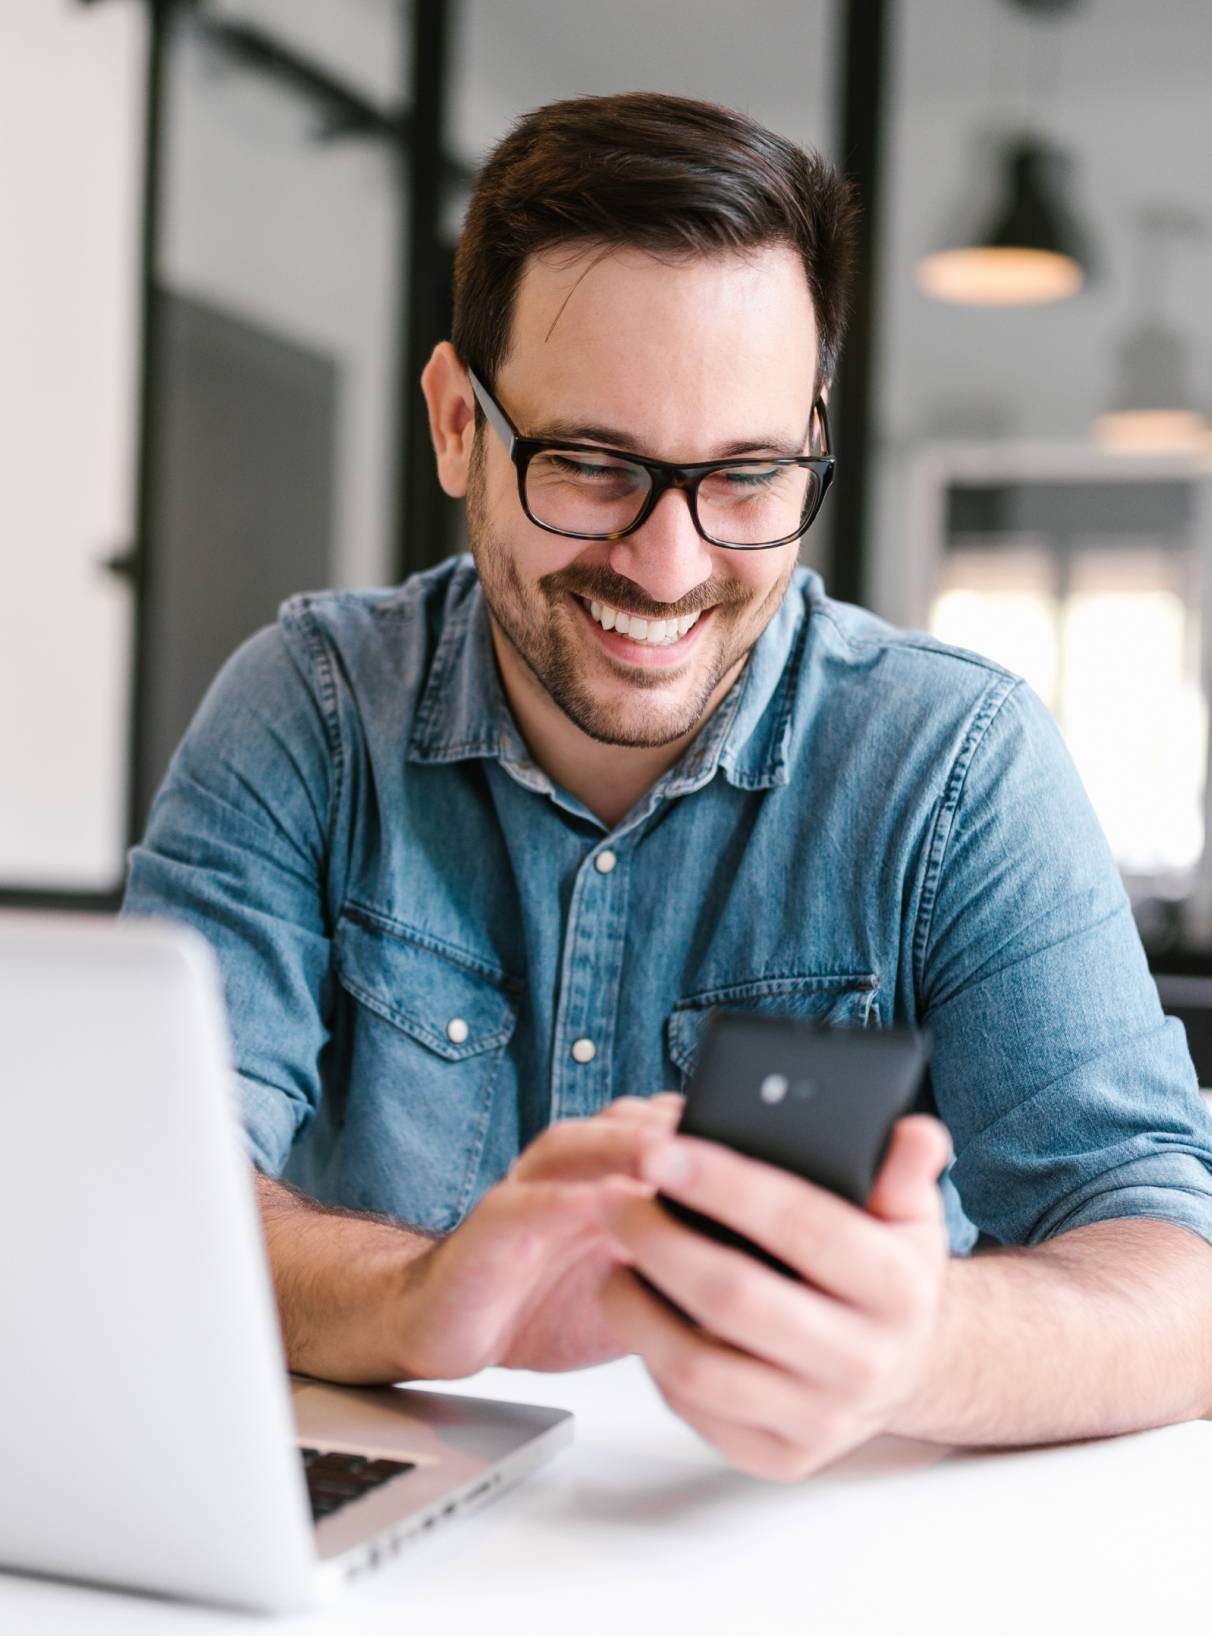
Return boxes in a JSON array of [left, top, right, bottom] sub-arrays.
[[666, 973, 880, 1084], [333, 907, 520, 1233]]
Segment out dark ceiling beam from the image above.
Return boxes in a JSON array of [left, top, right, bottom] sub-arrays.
[[188, 9, 470, 184]]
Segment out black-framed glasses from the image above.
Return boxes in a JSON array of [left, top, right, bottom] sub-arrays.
[[467, 367, 835, 550]]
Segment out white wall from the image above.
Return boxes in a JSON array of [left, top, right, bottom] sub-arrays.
[[0, 0, 146, 890], [450, 0, 836, 164]]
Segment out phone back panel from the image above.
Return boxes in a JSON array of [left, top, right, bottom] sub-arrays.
[[655, 1013, 931, 1282], [678, 1011, 930, 1206]]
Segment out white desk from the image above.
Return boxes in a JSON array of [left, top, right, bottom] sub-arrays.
[[3, 1354, 1208, 1635]]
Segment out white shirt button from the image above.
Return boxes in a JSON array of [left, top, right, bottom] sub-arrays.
[[571, 1037, 597, 1064], [446, 1017, 469, 1045], [595, 849, 617, 874]]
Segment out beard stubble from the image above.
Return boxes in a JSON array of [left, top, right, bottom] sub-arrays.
[[465, 442, 794, 750]]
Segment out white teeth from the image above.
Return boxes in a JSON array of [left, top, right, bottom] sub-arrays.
[[585, 597, 706, 644]]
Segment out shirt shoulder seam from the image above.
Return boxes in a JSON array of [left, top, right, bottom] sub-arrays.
[[912, 673, 1023, 998], [278, 599, 347, 847], [808, 597, 1018, 679]]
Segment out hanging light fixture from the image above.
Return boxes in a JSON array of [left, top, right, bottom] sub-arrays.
[[917, 136, 1087, 305], [916, 0, 1091, 307], [1094, 207, 1208, 455]]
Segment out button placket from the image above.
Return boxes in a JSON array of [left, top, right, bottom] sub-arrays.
[[549, 843, 628, 1122]]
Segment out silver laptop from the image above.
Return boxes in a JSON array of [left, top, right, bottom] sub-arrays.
[[0, 912, 572, 1614]]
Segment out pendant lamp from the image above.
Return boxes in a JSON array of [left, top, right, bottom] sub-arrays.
[[917, 136, 1088, 306], [916, 0, 1090, 306], [1094, 208, 1208, 455]]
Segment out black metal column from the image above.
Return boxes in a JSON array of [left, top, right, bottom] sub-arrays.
[[124, 0, 171, 853], [397, 0, 457, 579], [830, 0, 890, 608]]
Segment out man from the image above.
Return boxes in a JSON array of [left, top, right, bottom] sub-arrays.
[[123, 93, 1212, 1482]]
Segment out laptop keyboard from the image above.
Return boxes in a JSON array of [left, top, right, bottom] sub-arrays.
[[299, 1446, 417, 1522]]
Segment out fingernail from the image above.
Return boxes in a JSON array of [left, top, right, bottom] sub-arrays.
[[642, 1141, 693, 1187]]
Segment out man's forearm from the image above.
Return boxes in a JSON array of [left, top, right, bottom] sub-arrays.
[[255, 1173, 435, 1383], [888, 1218, 1212, 1446]]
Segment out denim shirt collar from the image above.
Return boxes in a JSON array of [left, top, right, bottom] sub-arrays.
[[406, 559, 810, 798]]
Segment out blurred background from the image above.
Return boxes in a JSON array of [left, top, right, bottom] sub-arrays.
[[2, 0, 1210, 1040]]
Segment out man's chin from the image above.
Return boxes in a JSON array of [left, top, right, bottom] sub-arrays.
[[549, 653, 730, 749], [559, 709, 695, 751]]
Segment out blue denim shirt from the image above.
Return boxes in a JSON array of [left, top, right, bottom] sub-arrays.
[[122, 557, 1212, 1254]]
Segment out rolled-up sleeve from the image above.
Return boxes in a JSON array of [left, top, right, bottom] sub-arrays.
[[121, 611, 341, 1175], [918, 678, 1212, 1249]]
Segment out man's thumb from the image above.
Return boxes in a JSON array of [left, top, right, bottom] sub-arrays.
[[865, 1114, 951, 1222]]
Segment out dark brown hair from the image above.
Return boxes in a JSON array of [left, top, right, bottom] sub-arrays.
[[452, 91, 859, 399]]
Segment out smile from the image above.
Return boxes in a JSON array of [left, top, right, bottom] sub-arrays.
[[584, 597, 702, 646]]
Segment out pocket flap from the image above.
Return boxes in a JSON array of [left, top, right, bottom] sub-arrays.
[[334, 908, 519, 1060], [667, 973, 878, 1079]]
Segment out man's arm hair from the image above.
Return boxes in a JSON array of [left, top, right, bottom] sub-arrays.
[[254, 1172, 438, 1384]]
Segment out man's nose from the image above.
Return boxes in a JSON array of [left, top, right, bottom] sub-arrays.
[[606, 487, 715, 608]]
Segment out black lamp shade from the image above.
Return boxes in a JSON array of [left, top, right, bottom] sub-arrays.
[[982, 137, 1090, 270]]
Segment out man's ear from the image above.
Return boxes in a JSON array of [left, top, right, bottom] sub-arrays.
[[420, 341, 476, 498]]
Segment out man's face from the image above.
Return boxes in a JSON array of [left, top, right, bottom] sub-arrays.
[[468, 242, 819, 749]]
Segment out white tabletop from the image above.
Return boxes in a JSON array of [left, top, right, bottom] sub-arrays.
[[3, 1354, 1208, 1635]]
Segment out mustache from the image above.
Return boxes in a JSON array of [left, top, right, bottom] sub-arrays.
[[540, 564, 748, 622]]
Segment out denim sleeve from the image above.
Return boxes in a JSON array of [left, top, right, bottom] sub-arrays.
[[918, 678, 1212, 1250], [120, 616, 340, 1175]]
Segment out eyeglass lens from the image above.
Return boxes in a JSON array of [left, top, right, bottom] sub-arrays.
[[524, 450, 820, 545]]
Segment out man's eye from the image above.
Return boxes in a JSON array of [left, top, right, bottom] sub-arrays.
[[702, 464, 782, 496], [545, 454, 639, 487], [551, 456, 614, 478]]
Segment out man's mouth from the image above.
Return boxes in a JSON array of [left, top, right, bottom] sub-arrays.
[[577, 594, 704, 647]]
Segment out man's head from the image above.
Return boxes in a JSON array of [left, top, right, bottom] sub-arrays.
[[422, 92, 857, 751]]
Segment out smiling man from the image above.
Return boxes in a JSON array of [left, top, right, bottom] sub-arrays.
[[435, 237, 822, 826], [123, 93, 1212, 1481]]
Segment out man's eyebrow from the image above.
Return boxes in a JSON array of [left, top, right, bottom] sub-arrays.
[[527, 419, 807, 460]]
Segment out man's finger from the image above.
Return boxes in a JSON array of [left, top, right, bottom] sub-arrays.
[[865, 1115, 952, 1223], [510, 1116, 669, 1184], [632, 1136, 919, 1311], [599, 1094, 684, 1125], [404, 1181, 608, 1377]]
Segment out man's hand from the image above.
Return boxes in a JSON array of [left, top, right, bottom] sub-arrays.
[[596, 1114, 952, 1481], [395, 1095, 683, 1380]]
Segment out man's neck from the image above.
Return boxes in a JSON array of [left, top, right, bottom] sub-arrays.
[[489, 624, 740, 830]]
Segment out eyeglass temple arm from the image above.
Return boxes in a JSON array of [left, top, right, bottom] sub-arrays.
[[813, 397, 832, 458], [467, 366, 518, 454]]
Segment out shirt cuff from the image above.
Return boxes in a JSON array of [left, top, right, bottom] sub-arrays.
[[1032, 1154, 1212, 1251], [235, 1071, 304, 1177]]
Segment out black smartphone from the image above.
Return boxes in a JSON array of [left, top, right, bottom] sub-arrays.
[[656, 1011, 931, 1282]]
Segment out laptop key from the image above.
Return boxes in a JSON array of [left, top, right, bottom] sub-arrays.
[[356, 1465, 413, 1492], [300, 1448, 417, 1523], [310, 1477, 364, 1499]]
